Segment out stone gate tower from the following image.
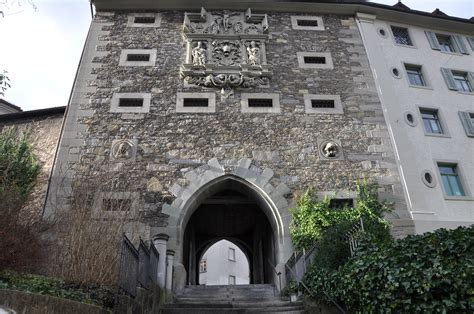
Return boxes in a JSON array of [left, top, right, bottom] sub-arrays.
[[45, 0, 413, 291]]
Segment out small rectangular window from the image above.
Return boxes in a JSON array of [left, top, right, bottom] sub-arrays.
[[329, 198, 354, 210], [102, 199, 132, 211], [391, 26, 413, 46], [134, 16, 155, 24], [311, 99, 335, 108], [182, 98, 209, 107], [248, 98, 273, 108], [420, 109, 443, 134], [119, 98, 144, 107], [405, 64, 426, 87], [452, 72, 472, 92], [200, 260, 207, 273], [459, 111, 474, 137], [228, 248, 236, 261], [126, 54, 151, 62], [438, 164, 465, 196], [436, 34, 455, 53], [303, 56, 326, 64], [228, 275, 236, 285], [297, 19, 319, 27]]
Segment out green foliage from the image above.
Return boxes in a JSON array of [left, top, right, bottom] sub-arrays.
[[0, 70, 11, 96], [0, 127, 40, 200], [0, 270, 115, 309], [304, 226, 474, 313], [289, 181, 391, 251], [281, 280, 300, 297]]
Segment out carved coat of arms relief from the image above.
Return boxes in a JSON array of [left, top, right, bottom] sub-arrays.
[[180, 8, 273, 97]]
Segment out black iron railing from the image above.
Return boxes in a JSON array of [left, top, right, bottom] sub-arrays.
[[118, 234, 159, 298]]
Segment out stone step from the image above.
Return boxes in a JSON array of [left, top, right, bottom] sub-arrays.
[[161, 306, 305, 314], [173, 300, 303, 307]]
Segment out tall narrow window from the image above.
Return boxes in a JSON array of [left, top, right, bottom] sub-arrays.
[[420, 109, 443, 134], [228, 275, 236, 285], [405, 64, 426, 86], [391, 26, 413, 46], [438, 164, 465, 196], [200, 260, 207, 273], [228, 248, 236, 261]]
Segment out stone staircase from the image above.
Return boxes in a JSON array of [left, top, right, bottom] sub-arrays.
[[161, 284, 304, 313]]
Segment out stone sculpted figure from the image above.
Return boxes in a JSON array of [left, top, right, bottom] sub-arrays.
[[247, 41, 261, 66], [115, 141, 132, 159], [192, 41, 207, 66], [322, 142, 339, 158]]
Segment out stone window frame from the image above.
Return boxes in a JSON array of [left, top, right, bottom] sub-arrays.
[[316, 191, 357, 207], [240, 93, 281, 113], [417, 106, 450, 138], [110, 93, 151, 113], [127, 13, 162, 28], [92, 191, 140, 218], [176, 92, 216, 113], [403, 62, 432, 90], [389, 24, 416, 48], [433, 160, 472, 201], [119, 49, 157, 67], [290, 16, 325, 31], [304, 94, 343, 114], [297, 52, 334, 69]]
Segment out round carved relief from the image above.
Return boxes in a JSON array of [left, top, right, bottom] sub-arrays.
[[321, 141, 341, 159], [112, 140, 134, 160]]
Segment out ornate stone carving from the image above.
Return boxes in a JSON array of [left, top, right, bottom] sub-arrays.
[[212, 40, 241, 66], [319, 140, 343, 160], [111, 139, 136, 161], [181, 7, 272, 97], [191, 41, 207, 66]]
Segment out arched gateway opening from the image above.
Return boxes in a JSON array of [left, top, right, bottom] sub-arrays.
[[181, 176, 280, 286]]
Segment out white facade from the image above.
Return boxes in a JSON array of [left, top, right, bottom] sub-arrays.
[[357, 13, 474, 234], [199, 240, 250, 286]]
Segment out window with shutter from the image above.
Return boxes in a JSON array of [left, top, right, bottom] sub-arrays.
[[458, 111, 474, 137]]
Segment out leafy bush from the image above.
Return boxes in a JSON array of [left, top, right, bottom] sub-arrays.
[[304, 226, 474, 313], [0, 127, 40, 200], [0, 127, 42, 272], [289, 181, 391, 252], [0, 271, 115, 308]]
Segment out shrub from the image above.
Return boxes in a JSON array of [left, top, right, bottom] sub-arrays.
[[0, 127, 42, 272], [304, 226, 474, 313], [0, 270, 115, 308]]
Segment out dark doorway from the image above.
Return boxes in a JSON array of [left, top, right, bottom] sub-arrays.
[[183, 182, 276, 286]]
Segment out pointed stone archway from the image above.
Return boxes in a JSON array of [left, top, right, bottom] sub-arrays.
[[157, 158, 294, 290]]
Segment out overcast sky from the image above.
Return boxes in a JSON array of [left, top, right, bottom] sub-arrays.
[[1, 0, 472, 111]]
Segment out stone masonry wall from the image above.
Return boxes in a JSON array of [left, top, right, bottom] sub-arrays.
[[49, 10, 414, 243], [0, 112, 64, 216]]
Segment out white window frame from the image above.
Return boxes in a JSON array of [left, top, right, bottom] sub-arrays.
[[241, 93, 280, 113], [297, 52, 334, 69], [110, 93, 151, 113], [176, 92, 216, 113], [119, 49, 157, 67], [304, 94, 343, 114], [127, 13, 162, 28], [290, 16, 324, 31]]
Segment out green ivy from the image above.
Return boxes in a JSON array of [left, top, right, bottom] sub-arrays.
[[304, 227, 474, 313], [289, 181, 391, 251], [0, 127, 40, 200]]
